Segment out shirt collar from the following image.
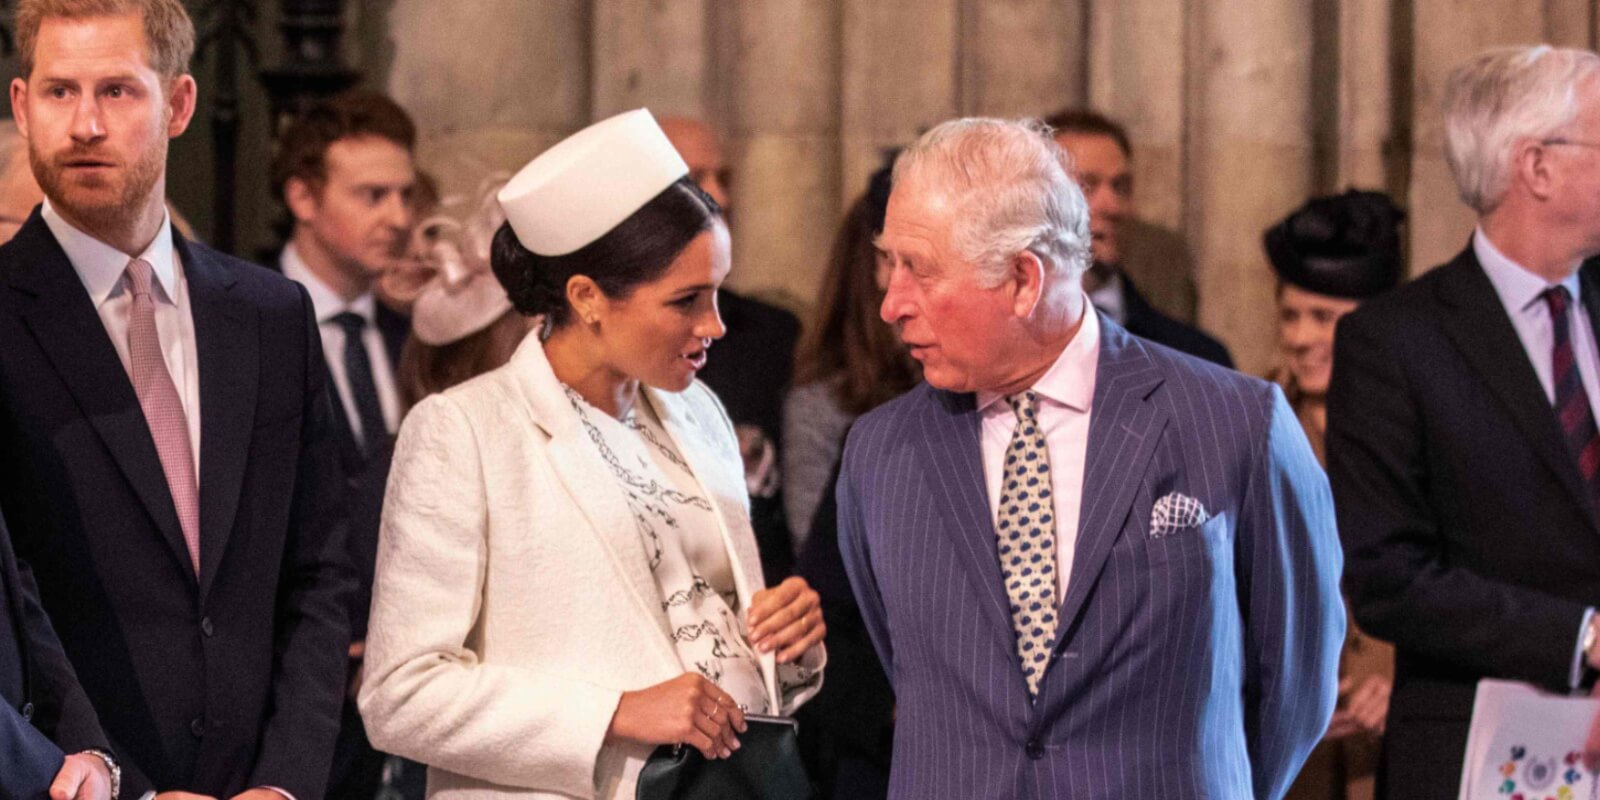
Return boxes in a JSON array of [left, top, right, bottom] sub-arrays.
[[1474, 226, 1582, 312], [280, 241, 376, 325], [977, 297, 1100, 414], [43, 198, 177, 308]]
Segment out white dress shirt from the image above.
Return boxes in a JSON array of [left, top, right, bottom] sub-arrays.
[[977, 303, 1100, 600], [45, 199, 201, 475], [1473, 228, 1600, 689], [280, 243, 401, 444]]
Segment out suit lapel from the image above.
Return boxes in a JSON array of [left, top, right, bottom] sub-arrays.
[[4, 214, 196, 583], [506, 338, 675, 646], [1054, 317, 1168, 648], [915, 389, 1016, 649], [183, 238, 259, 599], [1436, 248, 1600, 533]]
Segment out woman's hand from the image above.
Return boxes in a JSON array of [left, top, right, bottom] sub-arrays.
[[606, 673, 747, 760], [748, 576, 826, 663], [1324, 675, 1390, 741]]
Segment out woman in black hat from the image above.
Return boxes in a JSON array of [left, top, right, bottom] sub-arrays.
[[1266, 189, 1404, 800]]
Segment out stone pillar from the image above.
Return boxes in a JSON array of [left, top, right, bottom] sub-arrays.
[[726, 0, 842, 308], [1407, 0, 1543, 276], [1544, 0, 1594, 49], [960, 0, 1087, 118], [1087, 0, 1188, 231], [591, 0, 712, 119], [1337, 0, 1394, 191], [386, 0, 590, 202], [1189, 0, 1315, 376], [840, 0, 961, 205]]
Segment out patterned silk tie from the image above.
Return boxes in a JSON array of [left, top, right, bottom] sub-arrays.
[[126, 258, 201, 574], [1544, 286, 1600, 502], [996, 390, 1059, 699]]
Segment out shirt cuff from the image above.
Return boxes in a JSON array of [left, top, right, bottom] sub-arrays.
[[262, 787, 296, 800], [1571, 607, 1595, 690]]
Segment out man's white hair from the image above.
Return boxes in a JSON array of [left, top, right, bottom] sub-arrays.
[[891, 117, 1091, 286], [1444, 45, 1600, 213]]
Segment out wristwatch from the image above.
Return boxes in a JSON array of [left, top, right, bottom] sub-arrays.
[[79, 748, 121, 800]]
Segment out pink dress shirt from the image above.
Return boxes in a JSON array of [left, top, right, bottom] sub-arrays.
[[977, 304, 1100, 600]]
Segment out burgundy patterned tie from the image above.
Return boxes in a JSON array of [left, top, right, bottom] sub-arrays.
[[126, 258, 201, 574], [1543, 286, 1600, 499]]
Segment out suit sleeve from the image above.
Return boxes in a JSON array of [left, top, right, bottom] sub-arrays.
[[0, 699, 62, 799], [836, 422, 897, 686], [248, 288, 357, 798], [1238, 386, 1345, 800], [13, 560, 109, 757], [1328, 314, 1588, 690]]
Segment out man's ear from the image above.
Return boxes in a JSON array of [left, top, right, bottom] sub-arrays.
[[1010, 250, 1047, 319], [284, 177, 320, 224], [10, 79, 28, 140], [1514, 138, 1556, 201], [165, 74, 197, 138]]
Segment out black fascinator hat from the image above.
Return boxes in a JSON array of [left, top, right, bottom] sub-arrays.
[[1263, 189, 1406, 300]]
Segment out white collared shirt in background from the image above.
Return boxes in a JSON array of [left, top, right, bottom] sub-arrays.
[[45, 199, 201, 476], [280, 242, 401, 444], [977, 301, 1100, 600]]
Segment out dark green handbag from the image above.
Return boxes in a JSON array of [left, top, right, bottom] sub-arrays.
[[635, 714, 817, 800]]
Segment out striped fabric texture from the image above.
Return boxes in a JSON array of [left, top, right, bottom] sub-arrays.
[[837, 315, 1345, 799]]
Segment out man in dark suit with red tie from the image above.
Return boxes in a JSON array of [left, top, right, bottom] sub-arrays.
[[1328, 46, 1600, 798], [0, 0, 353, 797]]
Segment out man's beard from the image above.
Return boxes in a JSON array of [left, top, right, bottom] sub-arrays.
[[29, 138, 165, 233]]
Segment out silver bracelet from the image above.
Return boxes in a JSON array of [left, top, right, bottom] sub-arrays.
[[77, 748, 121, 800]]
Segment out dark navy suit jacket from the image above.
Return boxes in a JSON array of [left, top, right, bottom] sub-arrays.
[[0, 210, 355, 798], [837, 315, 1344, 799]]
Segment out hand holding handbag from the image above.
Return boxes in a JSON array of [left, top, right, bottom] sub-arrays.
[[636, 714, 816, 800]]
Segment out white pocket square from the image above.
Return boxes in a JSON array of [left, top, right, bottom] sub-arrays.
[[1150, 492, 1209, 537]]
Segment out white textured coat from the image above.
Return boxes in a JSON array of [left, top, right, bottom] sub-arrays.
[[359, 335, 819, 798]]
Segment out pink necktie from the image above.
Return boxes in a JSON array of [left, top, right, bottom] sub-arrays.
[[126, 258, 201, 574]]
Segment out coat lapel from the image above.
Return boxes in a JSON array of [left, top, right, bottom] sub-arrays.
[[915, 389, 1017, 651], [183, 238, 259, 600], [1436, 247, 1600, 534], [506, 338, 675, 647], [1054, 317, 1168, 649], [3, 213, 195, 584]]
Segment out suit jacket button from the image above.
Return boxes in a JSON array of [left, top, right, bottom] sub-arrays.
[[201, 617, 215, 637], [190, 717, 206, 737], [1025, 739, 1044, 760], [20, 702, 33, 722]]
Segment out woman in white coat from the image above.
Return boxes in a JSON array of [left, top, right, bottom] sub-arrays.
[[358, 110, 826, 799]]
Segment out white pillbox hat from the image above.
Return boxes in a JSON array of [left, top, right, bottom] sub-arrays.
[[497, 108, 689, 256]]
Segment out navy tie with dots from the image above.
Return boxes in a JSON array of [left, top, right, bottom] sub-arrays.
[[332, 311, 388, 458], [997, 390, 1058, 699]]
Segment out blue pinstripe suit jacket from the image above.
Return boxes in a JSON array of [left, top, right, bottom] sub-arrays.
[[837, 315, 1345, 799]]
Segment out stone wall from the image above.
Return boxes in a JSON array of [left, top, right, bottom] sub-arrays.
[[378, 0, 1600, 376]]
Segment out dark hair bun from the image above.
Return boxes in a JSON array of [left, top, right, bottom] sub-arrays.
[[1264, 189, 1405, 300]]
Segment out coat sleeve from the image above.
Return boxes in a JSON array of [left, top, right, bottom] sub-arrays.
[[1327, 314, 1589, 690], [1238, 385, 1345, 800], [248, 287, 357, 799], [358, 393, 625, 796], [0, 700, 61, 799], [13, 559, 109, 757], [835, 419, 897, 687]]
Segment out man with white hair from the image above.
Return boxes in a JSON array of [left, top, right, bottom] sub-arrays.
[[1328, 45, 1600, 797], [837, 117, 1344, 799]]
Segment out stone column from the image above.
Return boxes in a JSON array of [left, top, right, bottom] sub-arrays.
[[591, 0, 712, 119], [386, 0, 590, 201], [1188, 0, 1315, 376], [726, 0, 842, 308], [1407, 0, 1543, 276], [1337, 0, 1394, 191], [960, 0, 1087, 118], [1087, 0, 1188, 231], [1544, 0, 1594, 49], [840, 0, 961, 205]]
